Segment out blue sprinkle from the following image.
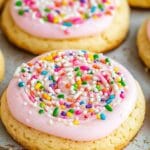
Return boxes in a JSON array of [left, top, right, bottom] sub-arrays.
[[18, 81, 25, 87], [80, 101, 85, 105], [100, 113, 106, 120], [106, 98, 113, 104], [90, 6, 97, 13], [41, 70, 48, 75], [106, 95, 115, 104], [63, 22, 72, 27], [109, 95, 115, 99]]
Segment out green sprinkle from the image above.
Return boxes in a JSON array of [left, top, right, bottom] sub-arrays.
[[93, 54, 99, 60], [120, 78, 126, 87], [57, 94, 64, 99], [105, 105, 113, 112], [68, 109, 75, 113], [44, 8, 51, 12], [39, 109, 44, 114], [82, 81, 87, 85], [74, 67, 80, 71], [110, 81, 114, 84], [105, 58, 110, 64], [73, 83, 78, 91], [96, 85, 101, 91], [53, 107, 59, 117], [18, 9, 24, 16], [98, 4, 104, 10], [39, 102, 45, 108], [15, 1, 22, 6], [76, 71, 82, 77], [21, 68, 25, 73]]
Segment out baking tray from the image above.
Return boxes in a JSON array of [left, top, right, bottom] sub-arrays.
[[0, 8, 150, 150]]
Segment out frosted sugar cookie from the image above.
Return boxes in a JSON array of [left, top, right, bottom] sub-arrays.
[[1, 50, 145, 150]]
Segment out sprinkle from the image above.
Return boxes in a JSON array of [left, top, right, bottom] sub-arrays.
[[53, 107, 59, 117], [100, 113, 106, 120], [41, 70, 48, 75], [73, 119, 80, 125], [105, 104, 113, 112], [57, 94, 64, 99], [18, 81, 25, 87], [39, 109, 44, 114], [86, 104, 92, 109]]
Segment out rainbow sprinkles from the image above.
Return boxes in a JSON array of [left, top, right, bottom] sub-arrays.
[[14, 50, 127, 126], [14, 0, 116, 31]]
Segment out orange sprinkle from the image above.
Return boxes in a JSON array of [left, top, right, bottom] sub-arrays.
[[93, 64, 100, 69], [65, 83, 71, 88]]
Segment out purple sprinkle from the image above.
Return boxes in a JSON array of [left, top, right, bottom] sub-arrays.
[[61, 111, 66, 116], [86, 104, 92, 109]]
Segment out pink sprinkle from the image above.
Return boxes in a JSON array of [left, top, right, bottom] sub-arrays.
[[75, 110, 82, 115], [80, 66, 89, 71], [120, 92, 125, 99], [47, 14, 54, 22]]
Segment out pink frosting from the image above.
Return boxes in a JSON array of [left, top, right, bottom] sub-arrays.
[[10, 1, 116, 39], [147, 20, 150, 41], [7, 53, 137, 141]]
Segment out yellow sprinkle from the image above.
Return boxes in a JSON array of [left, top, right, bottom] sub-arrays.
[[42, 55, 53, 62], [43, 93, 51, 101], [88, 54, 94, 61], [76, 79, 82, 86], [73, 119, 80, 125], [62, 0, 67, 5], [114, 67, 119, 73], [35, 83, 41, 90], [67, 112, 73, 117], [53, 17, 60, 23], [96, 114, 100, 119]]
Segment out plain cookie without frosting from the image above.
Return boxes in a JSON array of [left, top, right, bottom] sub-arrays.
[[137, 20, 150, 68], [1, 0, 130, 54]]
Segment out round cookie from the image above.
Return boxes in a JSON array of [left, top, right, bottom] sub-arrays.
[[128, 0, 150, 8], [1, 50, 145, 150], [1, 0, 130, 54], [137, 19, 150, 68], [0, 50, 4, 82]]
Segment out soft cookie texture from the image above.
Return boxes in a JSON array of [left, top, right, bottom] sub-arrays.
[[128, 0, 150, 8], [1, 0, 130, 54], [0, 51, 4, 82], [1, 83, 145, 150], [137, 20, 150, 68]]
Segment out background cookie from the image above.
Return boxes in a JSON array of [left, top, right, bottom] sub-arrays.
[[128, 0, 150, 8], [1, 82, 145, 150], [0, 50, 4, 82], [137, 19, 150, 68], [1, 0, 130, 54]]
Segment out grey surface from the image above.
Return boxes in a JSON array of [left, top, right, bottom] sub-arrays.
[[0, 9, 150, 150]]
